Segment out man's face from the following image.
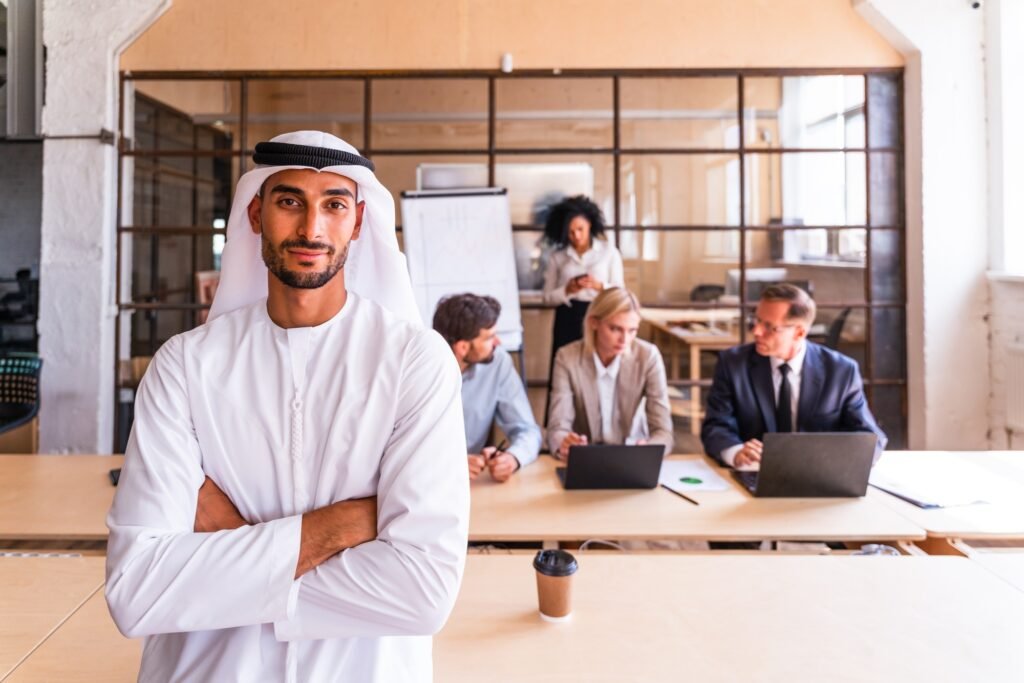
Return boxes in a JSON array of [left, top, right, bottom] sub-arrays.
[[464, 325, 501, 367], [248, 168, 364, 290], [751, 299, 807, 359], [592, 310, 640, 358]]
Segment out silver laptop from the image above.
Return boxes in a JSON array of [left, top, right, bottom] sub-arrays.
[[731, 432, 877, 497], [556, 444, 665, 490]]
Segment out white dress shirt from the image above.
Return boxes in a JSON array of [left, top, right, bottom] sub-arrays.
[[593, 352, 623, 442], [542, 238, 625, 306], [721, 342, 807, 468], [106, 294, 469, 683]]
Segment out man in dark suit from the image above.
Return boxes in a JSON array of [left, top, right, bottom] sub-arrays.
[[702, 284, 886, 468]]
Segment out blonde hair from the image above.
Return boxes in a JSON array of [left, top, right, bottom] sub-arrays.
[[582, 287, 641, 355]]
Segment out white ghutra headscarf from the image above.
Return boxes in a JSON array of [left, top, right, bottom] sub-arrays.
[[208, 130, 418, 324]]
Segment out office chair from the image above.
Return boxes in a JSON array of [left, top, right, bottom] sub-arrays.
[[0, 353, 43, 437], [689, 284, 726, 303], [824, 308, 853, 350]]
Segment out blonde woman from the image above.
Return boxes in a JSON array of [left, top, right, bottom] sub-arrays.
[[546, 287, 673, 458]]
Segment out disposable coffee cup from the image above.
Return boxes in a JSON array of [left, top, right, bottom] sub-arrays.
[[533, 550, 578, 623]]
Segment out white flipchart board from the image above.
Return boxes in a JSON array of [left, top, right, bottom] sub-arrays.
[[400, 189, 523, 349]]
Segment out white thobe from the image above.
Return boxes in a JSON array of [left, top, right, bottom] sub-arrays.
[[106, 293, 469, 683]]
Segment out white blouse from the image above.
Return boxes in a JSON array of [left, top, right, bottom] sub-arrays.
[[542, 238, 625, 306]]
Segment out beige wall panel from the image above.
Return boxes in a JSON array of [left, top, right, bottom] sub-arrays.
[[122, 0, 903, 71]]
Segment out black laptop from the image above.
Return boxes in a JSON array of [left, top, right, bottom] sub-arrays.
[[731, 432, 877, 498], [556, 444, 665, 490]]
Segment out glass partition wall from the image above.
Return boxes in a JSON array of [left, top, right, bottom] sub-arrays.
[[116, 69, 905, 451]]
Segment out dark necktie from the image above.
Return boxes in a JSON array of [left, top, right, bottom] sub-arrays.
[[776, 363, 793, 433]]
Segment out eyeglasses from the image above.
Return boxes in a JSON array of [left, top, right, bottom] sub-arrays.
[[747, 316, 797, 336]]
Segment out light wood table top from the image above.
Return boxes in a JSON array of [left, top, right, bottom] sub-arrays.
[[470, 455, 925, 543], [10, 554, 1023, 683], [869, 451, 1024, 540], [4, 589, 141, 683], [0, 455, 122, 542], [971, 551, 1024, 594], [436, 554, 1024, 682], [0, 556, 105, 680]]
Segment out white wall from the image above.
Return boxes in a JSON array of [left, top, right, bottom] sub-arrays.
[[855, 0, 991, 450], [37, 0, 169, 452]]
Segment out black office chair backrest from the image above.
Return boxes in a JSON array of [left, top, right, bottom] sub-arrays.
[[0, 354, 42, 434], [689, 284, 726, 302], [824, 308, 853, 349]]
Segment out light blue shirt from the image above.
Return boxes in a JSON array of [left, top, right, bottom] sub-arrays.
[[461, 347, 542, 468]]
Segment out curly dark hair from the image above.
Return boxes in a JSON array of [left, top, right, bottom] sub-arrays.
[[543, 195, 606, 248], [432, 293, 502, 345]]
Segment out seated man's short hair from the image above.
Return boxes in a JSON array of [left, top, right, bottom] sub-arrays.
[[432, 294, 502, 345]]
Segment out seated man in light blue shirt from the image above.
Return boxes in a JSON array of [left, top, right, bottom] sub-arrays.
[[433, 294, 542, 482]]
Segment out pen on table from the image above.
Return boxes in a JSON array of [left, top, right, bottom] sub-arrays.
[[660, 483, 700, 506]]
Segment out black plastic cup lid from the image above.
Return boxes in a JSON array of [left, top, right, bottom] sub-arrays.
[[533, 549, 578, 577]]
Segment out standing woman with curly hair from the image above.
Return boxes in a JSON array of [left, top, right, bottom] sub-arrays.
[[542, 195, 625, 358]]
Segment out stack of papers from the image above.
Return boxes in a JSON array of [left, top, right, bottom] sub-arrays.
[[659, 459, 731, 494]]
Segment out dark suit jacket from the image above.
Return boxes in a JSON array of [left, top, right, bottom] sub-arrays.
[[701, 342, 886, 464]]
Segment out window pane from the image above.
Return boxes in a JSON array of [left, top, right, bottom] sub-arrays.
[[620, 229, 740, 305], [372, 155, 490, 225], [371, 79, 488, 150], [871, 307, 906, 380], [125, 155, 235, 228], [247, 79, 364, 149], [619, 77, 738, 149], [869, 384, 906, 449], [494, 154, 614, 227], [620, 154, 739, 226], [495, 78, 613, 149], [870, 229, 903, 303], [133, 80, 241, 150], [869, 151, 901, 227], [742, 232, 865, 304], [745, 152, 866, 226], [514, 229, 547, 292], [744, 75, 865, 149], [867, 74, 901, 148]]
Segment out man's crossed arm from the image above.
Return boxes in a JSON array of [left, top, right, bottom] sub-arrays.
[[193, 476, 378, 579]]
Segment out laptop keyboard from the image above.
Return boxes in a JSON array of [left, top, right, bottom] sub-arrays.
[[731, 470, 759, 493]]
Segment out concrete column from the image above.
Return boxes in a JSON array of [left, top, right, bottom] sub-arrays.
[[854, 0, 990, 449], [38, 0, 170, 452]]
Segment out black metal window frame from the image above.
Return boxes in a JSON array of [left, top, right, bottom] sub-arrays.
[[116, 67, 907, 446]]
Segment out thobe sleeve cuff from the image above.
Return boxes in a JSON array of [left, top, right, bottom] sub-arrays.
[[720, 443, 743, 468], [265, 515, 303, 621]]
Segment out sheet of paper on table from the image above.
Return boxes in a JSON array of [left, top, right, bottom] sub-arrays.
[[659, 459, 731, 492], [869, 455, 999, 509]]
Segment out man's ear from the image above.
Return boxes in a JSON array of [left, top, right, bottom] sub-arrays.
[[247, 195, 263, 235], [794, 321, 809, 341], [351, 200, 366, 241], [452, 339, 469, 361]]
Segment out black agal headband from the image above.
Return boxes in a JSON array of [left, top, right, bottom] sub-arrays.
[[252, 141, 375, 173]]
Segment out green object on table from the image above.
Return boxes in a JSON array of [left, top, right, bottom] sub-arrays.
[[680, 476, 703, 485]]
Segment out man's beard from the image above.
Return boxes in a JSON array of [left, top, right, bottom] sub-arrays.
[[262, 236, 349, 289], [465, 348, 497, 368]]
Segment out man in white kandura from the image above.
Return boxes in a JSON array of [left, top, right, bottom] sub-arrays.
[[106, 131, 469, 682]]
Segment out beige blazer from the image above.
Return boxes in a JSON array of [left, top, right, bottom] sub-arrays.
[[546, 338, 673, 455]]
